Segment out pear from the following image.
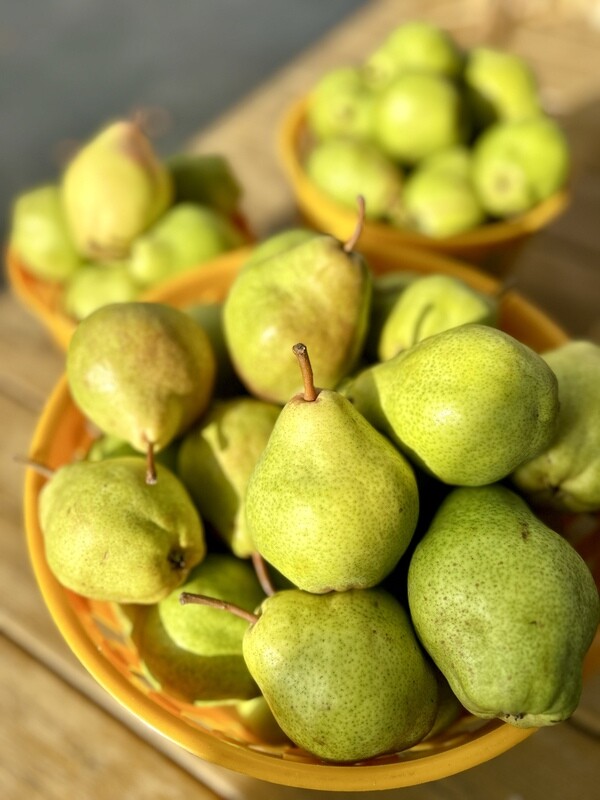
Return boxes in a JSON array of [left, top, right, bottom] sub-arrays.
[[223, 220, 372, 405], [305, 138, 404, 221], [10, 185, 83, 282], [465, 47, 542, 128], [86, 432, 180, 473], [167, 153, 242, 215], [245, 344, 419, 593], [66, 302, 216, 482], [133, 554, 263, 704], [235, 696, 290, 745], [62, 120, 173, 259], [363, 270, 418, 362], [185, 302, 245, 397], [363, 21, 463, 89], [407, 485, 600, 727], [240, 588, 438, 762], [471, 117, 570, 217], [377, 274, 498, 360], [40, 457, 206, 603], [374, 73, 469, 165], [129, 203, 245, 287], [63, 261, 141, 320], [346, 324, 559, 486], [306, 66, 375, 142], [512, 341, 600, 512], [177, 397, 281, 557]]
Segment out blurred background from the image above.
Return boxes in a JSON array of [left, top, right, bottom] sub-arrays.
[[0, 0, 367, 246]]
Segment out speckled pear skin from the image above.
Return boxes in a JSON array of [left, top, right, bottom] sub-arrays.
[[67, 302, 216, 453], [243, 588, 438, 762], [407, 485, 600, 728], [132, 554, 263, 704], [348, 324, 559, 486], [177, 397, 280, 557], [40, 457, 206, 603], [223, 235, 372, 404], [512, 341, 600, 513], [378, 274, 498, 361], [245, 389, 419, 593]]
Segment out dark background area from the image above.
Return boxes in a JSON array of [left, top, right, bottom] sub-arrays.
[[0, 0, 367, 244]]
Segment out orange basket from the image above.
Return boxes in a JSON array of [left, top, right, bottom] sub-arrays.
[[25, 247, 599, 791], [278, 96, 570, 278]]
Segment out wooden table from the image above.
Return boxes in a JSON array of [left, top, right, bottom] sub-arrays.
[[1, 2, 599, 798]]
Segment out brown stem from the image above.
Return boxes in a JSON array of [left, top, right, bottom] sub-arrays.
[[144, 438, 157, 485], [179, 592, 259, 625], [251, 551, 276, 597], [343, 195, 366, 253], [292, 343, 318, 402], [14, 455, 55, 480]]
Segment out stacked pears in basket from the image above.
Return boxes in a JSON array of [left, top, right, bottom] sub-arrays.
[[36, 214, 599, 763]]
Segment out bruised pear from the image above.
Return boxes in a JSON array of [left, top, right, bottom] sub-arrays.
[[62, 120, 172, 259]]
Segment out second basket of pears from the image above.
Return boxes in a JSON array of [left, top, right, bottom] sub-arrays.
[[30, 226, 600, 777]]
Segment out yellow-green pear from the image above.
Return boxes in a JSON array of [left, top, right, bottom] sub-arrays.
[[40, 457, 206, 603], [408, 485, 600, 727], [306, 66, 375, 142], [63, 261, 141, 320], [512, 340, 600, 512], [177, 397, 281, 557], [129, 203, 245, 287], [346, 324, 559, 486], [223, 225, 372, 404], [62, 120, 173, 259], [66, 302, 216, 482], [10, 185, 82, 281], [378, 274, 498, 360], [133, 554, 263, 704], [241, 588, 438, 762], [245, 345, 419, 593]]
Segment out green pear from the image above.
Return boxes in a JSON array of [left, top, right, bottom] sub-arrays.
[[63, 261, 141, 320], [129, 203, 245, 287], [166, 153, 242, 215], [363, 270, 418, 362], [245, 344, 419, 593], [10, 185, 83, 282], [40, 457, 206, 603], [465, 47, 542, 128], [66, 302, 216, 482], [346, 324, 559, 486], [235, 696, 290, 745], [363, 21, 463, 90], [62, 120, 173, 259], [377, 274, 498, 360], [398, 166, 486, 238], [133, 554, 263, 704], [408, 485, 600, 727], [374, 73, 469, 165], [223, 228, 372, 404], [416, 145, 473, 179], [241, 588, 439, 762], [306, 66, 375, 142], [305, 138, 404, 221], [177, 397, 281, 557], [512, 341, 600, 512], [185, 301, 245, 397], [471, 117, 570, 217]]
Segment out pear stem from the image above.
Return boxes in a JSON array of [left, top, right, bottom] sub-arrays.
[[14, 455, 55, 480], [343, 195, 366, 253], [251, 551, 276, 597], [179, 592, 259, 625], [292, 343, 318, 402], [144, 438, 157, 485]]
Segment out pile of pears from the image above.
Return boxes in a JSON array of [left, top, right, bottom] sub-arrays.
[[304, 20, 570, 237], [10, 119, 248, 321], [37, 220, 599, 765]]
